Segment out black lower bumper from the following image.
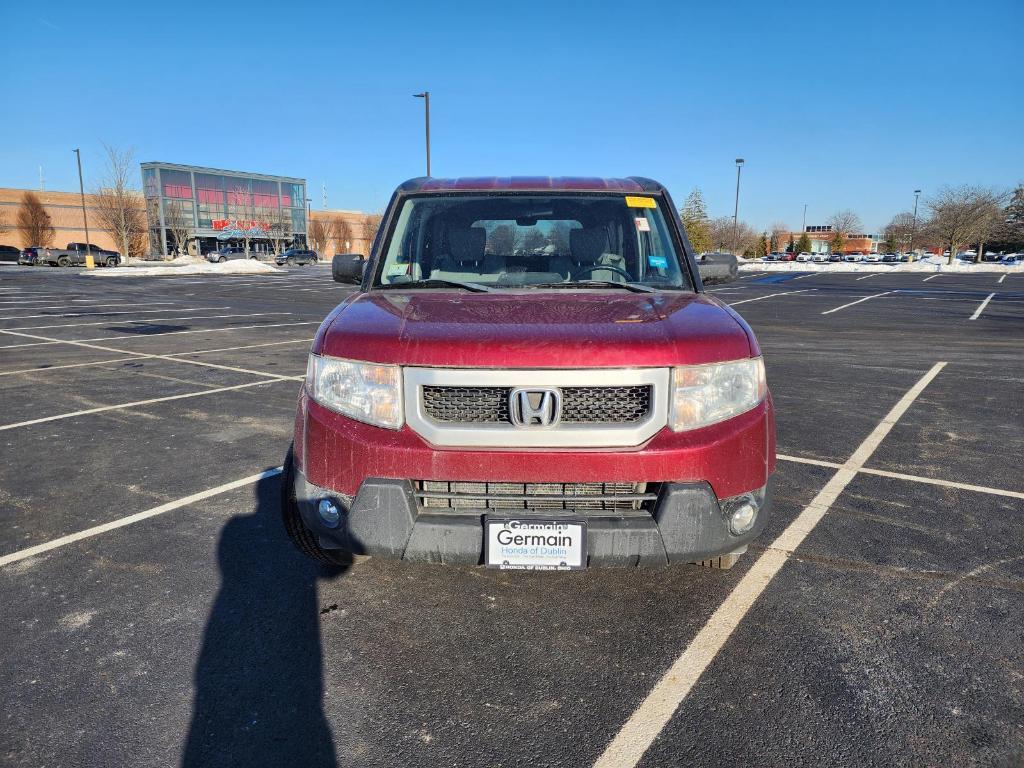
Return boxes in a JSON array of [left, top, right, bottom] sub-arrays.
[[292, 469, 772, 568]]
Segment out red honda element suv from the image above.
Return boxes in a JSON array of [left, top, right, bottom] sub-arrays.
[[283, 177, 775, 571]]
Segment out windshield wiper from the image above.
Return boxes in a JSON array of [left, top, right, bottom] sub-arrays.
[[527, 280, 657, 294], [377, 279, 492, 293]]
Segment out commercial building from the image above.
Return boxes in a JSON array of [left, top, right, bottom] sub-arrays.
[[1, 162, 373, 257], [0, 187, 126, 252], [142, 162, 309, 256], [784, 225, 881, 255]]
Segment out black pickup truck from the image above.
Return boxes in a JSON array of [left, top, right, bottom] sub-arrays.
[[39, 242, 121, 267]]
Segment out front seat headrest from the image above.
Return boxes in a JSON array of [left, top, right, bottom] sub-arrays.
[[449, 227, 487, 265], [570, 228, 606, 265]]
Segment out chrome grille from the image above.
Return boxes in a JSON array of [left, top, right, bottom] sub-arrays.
[[417, 480, 658, 514], [421, 385, 651, 425]]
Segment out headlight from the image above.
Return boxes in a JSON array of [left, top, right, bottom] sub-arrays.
[[669, 357, 766, 431], [305, 354, 403, 429]]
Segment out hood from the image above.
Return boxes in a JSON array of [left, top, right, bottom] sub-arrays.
[[316, 290, 755, 368]]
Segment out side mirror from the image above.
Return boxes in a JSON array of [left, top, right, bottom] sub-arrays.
[[332, 254, 366, 284], [697, 252, 739, 283]]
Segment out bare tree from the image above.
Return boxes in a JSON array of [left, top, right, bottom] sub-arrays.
[[93, 144, 147, 261], [882, 212, 916, 253], [0, 207, 11, 239], [769, 221, 789, 253], [16, 191, 55, 247], [163, 199, 193, 257], [259, 204, 291, 255], [363, 213, 383, 254], [827, 210, 863, 254], [925, 186, 1007, 265], [331, 216, 353, 253], [973, 193, 1009, 262], [308, 216, 332, 255]]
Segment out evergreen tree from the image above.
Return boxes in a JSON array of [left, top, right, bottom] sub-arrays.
[[795, 232, 812, 253], [786, 235, 795, 253], [755, 233, 769, 257], [680, 187, 712, 254]]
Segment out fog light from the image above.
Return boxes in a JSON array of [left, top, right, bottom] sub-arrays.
[[721, 485, 766, 536], [317, 498, 341, 528], [728, 502, 757, 535]]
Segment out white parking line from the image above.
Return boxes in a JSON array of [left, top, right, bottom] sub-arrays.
[[791, 273, 816, 279], [0, 338, 314, 378], [777, 454, 1024, 500], [0, 379, 288, 432], [820, 291, 895, 315], [969, 293, 995, 320], [0, 356, 143, 378], [0, 306, 226, 321], [923, 275, 939, 282], [727, 289, 814, 306], [856, 274, 879, 280], [593, 362, 946, 768], [998, 274, 1007, 284], [0, 330, 305, 381], [0, 468, 283, 568], [4, 311, 292, 331], [0, 321, 321, 349], [0, 302, 179, 313]]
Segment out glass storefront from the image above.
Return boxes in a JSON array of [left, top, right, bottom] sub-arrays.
[[141, 162, 307, 256]]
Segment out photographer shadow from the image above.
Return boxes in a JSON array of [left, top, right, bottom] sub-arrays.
[[181, 469, 346, 768]]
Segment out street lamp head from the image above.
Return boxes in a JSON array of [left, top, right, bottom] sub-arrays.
[[413, 92, 427, 98], [914, 189, 921, 195], [735, 158, 744, 166]]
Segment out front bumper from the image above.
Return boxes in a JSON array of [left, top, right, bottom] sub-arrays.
[[292, 466, 772, 567]]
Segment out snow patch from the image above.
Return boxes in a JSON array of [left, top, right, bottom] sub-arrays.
[[87, 259, 283, 277], [739, 256, 1023, 274]]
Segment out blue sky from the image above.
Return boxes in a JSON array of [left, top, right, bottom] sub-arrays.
[[2, 0, 1021, 232]]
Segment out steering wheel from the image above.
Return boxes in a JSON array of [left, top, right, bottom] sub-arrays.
[[571, 263, 633, 282]]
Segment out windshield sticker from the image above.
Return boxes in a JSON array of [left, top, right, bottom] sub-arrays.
[[387, 263, 411, 276], [648, 255, 668, 269], [635, 217, 651, 232], [625, 196, 657, 208]]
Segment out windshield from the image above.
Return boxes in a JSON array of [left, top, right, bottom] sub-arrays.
[[374, 193, 693, 290]]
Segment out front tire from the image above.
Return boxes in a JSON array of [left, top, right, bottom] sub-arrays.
[[105, 257, 117, 267], [218, 256, 227, 263], [280, 448, 352, 566], [57, 257, 70, 267]]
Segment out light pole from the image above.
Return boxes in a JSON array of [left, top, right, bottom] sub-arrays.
[[72, 149, 94, 269], [908, 189, 921, 261], [305, 197, 312, 250], [413, 91, 431, 177], [732, 158, 744, 253], [802, 204, 807, 232]]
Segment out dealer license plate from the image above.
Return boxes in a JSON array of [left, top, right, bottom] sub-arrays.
[[484, 517, 587, 571]]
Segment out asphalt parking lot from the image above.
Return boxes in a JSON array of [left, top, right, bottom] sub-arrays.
[[1, 264, 1022, 767]]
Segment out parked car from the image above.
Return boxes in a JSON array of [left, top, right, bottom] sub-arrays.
[[763, 253, 780, 262], [811, 253, 829, 263], [864, 254, 882, 263], [796, 252, 812, 262], [206, 246, 255, 263], [276, 248, 319, 266], [881, 253, 899, 263], [0, 245, 21, 263], [781, 252, 797, 262], [844, 253, 862, 262], [38, 242, 121, 267], [829, 253, 844, 262], [282, 176, 775, 572], [1000, 254, 1020, 264], [19, 247, 43, 265]]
